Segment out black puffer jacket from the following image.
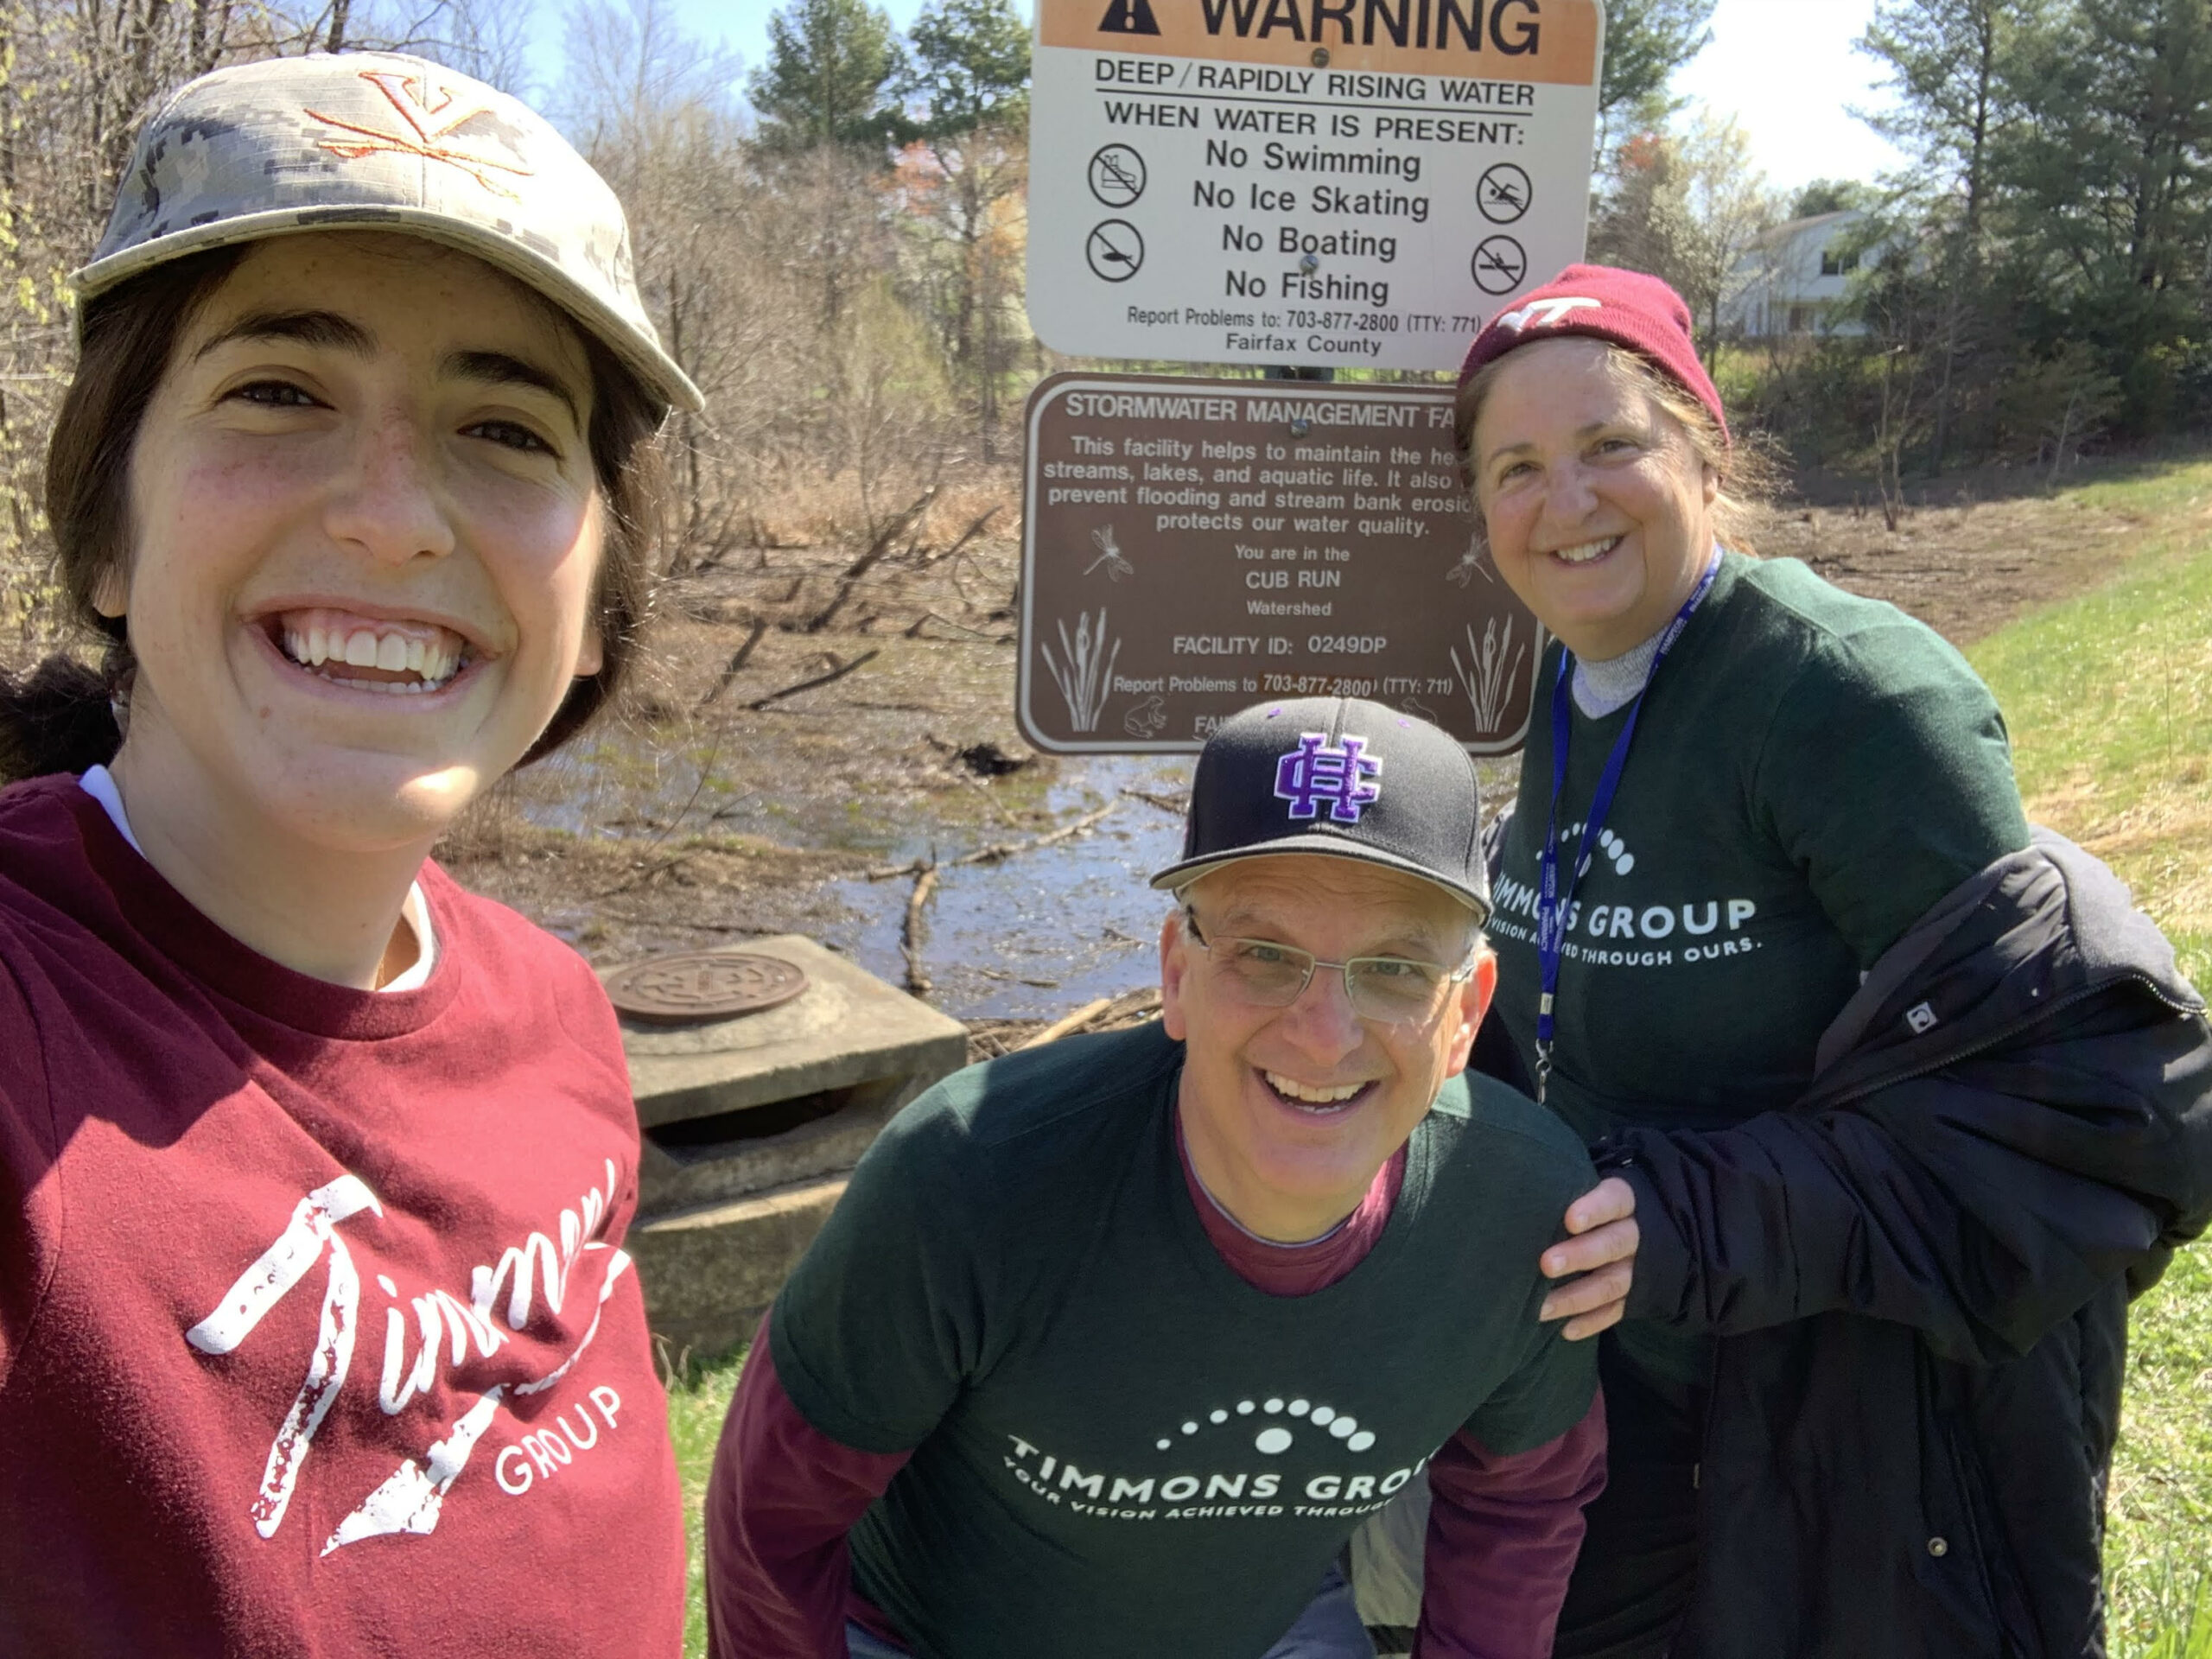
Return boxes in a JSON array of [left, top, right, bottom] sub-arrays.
[[1590, 831, 2212, 1658]]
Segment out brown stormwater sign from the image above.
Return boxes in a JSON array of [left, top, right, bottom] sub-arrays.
[[605, 951, 810, 1024], [1018, 372, 1543, 753]]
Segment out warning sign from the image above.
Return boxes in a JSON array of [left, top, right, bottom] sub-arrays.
[[1026, 0, 1603, 370], [1018, 373, 1545, 753]]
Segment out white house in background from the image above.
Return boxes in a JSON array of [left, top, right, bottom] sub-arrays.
[[1723, 209, 1873, 340]]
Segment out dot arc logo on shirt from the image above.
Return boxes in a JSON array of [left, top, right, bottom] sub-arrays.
[[1001, 1385, 1437, 1526]]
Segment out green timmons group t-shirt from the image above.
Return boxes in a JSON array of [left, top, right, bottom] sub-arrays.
[[770, 1020, 1598, 1659], [1487, 554, 2030, 1388]]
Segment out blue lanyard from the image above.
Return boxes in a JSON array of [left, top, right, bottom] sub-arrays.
[[1532, 554, 1720, 1103]]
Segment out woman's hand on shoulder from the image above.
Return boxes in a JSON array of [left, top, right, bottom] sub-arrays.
[[1537, 1177, 1638, 1340]]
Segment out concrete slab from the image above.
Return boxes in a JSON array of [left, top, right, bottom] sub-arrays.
[[607, 937, 966, 1352], [631, 1174, 849, 1358], [613, 934, 968, 1129], [634, 1073, 906, 1214], [608, 934, 966, 1215]]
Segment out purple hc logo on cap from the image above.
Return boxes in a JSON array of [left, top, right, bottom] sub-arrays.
[[1274, 732, 1383, 823]]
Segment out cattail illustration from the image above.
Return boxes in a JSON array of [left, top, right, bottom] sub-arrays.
[[1450, 616, 1525, 734], [1042, 609, 1121, 732]]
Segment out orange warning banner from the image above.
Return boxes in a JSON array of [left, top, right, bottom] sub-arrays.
[[1039, 0, 1601, 86]]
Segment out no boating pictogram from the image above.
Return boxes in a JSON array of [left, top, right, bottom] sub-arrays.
[[1471, 236, 1529, 295]]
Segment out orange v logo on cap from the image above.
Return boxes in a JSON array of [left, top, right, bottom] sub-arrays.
[[306, 70, 535, 199]]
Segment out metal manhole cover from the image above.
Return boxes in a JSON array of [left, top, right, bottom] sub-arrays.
[[606, 951, 809, 1024]]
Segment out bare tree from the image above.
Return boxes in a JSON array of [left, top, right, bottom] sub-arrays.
[[892, 126, 1026, 453], [1672, 111, 1784, 365]]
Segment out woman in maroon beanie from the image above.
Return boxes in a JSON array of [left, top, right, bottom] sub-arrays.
[[1442, 264, 2212, 1658]]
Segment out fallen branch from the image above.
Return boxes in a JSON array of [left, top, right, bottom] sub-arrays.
[[917, 505, 1000, 569], [901, 860, 939, 997], [696, 619, 770, 709], [864, 799, 1118, 880], [804, 485, 940, 634], [1020, 997, 1114, 1050], [958, 799, 1117, 868], [1121, 786, 1189, 815], [743, 649, 880, 712], [904, 610, 1008, 642], [592, 851, 694, 899], [1019, 986, 1164, 1051]]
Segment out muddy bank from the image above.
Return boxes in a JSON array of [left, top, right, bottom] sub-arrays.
[[442, 467, 2161, 1013]]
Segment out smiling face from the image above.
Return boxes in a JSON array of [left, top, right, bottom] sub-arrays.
[[1160, 854, 1495, 1242], [108, 232, 607, 855], [1471, 335, 1719, 661]]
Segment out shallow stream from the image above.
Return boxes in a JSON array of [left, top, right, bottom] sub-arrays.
[[821, 754, 1195, 1020], [520, 736, 1198, 1020]]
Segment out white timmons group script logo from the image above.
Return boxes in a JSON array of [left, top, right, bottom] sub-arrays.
[[186, 1161, 634, 1556]]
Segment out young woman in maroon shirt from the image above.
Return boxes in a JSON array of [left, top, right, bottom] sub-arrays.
[[0, 53, 698, 1656]]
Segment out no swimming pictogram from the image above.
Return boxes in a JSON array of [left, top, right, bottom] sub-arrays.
[[1478, 162, 1533, 225]]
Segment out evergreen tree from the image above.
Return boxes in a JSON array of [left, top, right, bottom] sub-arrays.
[[1859, 0, 2040, 236], [1856, 0, 2048, 468], [1995, 0, 2212, 429], [895, 0, 1032, 452], [1600, 0, 1717, 118], [904, 0, 1031, 136], [750, 0, 907, 150], [1790, 179, 1876, 220]]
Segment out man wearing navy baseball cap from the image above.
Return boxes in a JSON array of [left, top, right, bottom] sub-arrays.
[[707, 699, 1638, 1659]]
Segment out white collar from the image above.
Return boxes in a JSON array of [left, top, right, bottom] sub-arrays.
[[77, 765, 439, 992]]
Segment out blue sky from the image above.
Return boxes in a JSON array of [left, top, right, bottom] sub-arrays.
[[526, 0, 1907, 191]]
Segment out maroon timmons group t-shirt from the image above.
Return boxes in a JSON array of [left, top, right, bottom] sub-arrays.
[[0, 776, 685, 1656]]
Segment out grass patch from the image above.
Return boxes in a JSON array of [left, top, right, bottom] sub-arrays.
[[662, 1340, 750, 1658], [1974, 460, 2212, 984], [1967, 455, 2212, 1657]]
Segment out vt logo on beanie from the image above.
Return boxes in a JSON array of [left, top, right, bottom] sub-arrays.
[[1496, 296, 1601, 334]]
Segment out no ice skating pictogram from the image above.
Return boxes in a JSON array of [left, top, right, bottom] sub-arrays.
[[1089, 144, 1147, 207]]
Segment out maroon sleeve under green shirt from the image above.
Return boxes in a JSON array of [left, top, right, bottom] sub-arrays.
[[0, 774, 685, 1656], [708, 1020, 1607, 1659]]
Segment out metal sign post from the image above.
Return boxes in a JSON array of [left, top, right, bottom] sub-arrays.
[[1018, 373, 1544, 753], [1027, 0, 1604, 370]]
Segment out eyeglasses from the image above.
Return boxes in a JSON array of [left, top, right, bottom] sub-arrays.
[[1182, 910, 1474, 1026]]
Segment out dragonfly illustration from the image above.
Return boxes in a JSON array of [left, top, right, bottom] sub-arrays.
[[1446, 537, 1492, 587], [1085, 525, 1135, 581]]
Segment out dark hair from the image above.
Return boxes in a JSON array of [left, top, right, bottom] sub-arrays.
[[0, 239, 668, 781]]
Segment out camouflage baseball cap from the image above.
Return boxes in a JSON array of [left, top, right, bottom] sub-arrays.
[[73, 51, 702, 412]]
